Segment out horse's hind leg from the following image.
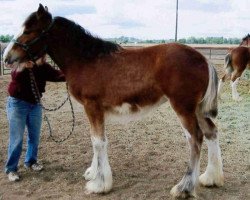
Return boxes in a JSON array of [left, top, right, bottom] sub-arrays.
[[83, 101, 112, 194], [170, 102, 203, 198], [197, 114, 224, 187], [231, 70, 244, 101], [218, 74, 228, 99]]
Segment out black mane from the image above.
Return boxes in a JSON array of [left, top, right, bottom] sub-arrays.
[[242, 34, 250, 41], [52, 17, 121, 60]]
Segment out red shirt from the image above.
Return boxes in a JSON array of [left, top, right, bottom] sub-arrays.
[[8, 63, 65, 104]]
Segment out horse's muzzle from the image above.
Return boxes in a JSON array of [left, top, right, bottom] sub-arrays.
[[3, 52, 21, 69]]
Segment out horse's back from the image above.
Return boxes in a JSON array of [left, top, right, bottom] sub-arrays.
[[231, 46, 250, 68], [150, 43, 209, 100]]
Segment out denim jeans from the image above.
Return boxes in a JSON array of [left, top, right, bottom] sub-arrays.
[[5, 96, 42, 173]]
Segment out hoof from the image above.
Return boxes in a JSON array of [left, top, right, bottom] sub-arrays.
[[85, 174, 112, 194], [170, 184, 196, 199], [84, 166, 113, 194], [199, 172, 224, 187]]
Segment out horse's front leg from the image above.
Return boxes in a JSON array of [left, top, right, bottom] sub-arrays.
[[231, 77, 242, 101], [83, 101, 112, 194]]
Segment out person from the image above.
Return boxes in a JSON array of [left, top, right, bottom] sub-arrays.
[[5, 56, 65, 181]]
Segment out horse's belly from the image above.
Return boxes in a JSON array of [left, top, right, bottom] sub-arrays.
[[105, 97, 167, 124]]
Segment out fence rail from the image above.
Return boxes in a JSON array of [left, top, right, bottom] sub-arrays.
[[0, 43, 237, 76], [0, 43, 9, 75]]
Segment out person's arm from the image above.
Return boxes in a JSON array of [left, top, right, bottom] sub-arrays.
[[42, 63, 66, 82]]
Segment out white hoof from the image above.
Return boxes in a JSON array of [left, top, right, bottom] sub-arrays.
[[85, 172, 113, 194], [84, 167, 97, 181], [170, 184, 196, 199], [199, 172, 224, 187]]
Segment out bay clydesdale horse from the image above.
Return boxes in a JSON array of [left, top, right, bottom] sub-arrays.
[[218, 46, 250, 101], [3, 4, 224, 198]]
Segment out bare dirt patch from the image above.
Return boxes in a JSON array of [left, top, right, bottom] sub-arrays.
[[0, 66, 249, 200]]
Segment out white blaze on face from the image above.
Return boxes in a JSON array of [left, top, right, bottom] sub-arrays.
[[3, 26, 25, 62]]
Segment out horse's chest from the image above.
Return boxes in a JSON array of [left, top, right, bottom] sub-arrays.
[[105, 97, 167, 124]]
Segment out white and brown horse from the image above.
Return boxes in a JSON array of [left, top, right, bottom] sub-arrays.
[[3, 4, 224, 198], [218, 46, 250, 101]]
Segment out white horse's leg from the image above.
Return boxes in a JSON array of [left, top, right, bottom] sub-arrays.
[[198, 117, 224, 187], [84, 135, 112, 194], [83, 102, 112, 194], [217, 79, 224, 99], [231, 77, 242, 101], [199, 137, 224, 186]]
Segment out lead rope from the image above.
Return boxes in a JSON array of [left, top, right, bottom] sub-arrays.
[[28, 68, 75, 143]]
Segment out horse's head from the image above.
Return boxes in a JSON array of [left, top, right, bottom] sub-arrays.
[[240, 34, 250, 46], [3, 4, 52, 66]]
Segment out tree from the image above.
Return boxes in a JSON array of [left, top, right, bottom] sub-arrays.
[[178, 38, 186, 44], [0, 34, 13, 42]]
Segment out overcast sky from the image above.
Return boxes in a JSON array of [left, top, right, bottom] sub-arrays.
[[0, 0, 249, 39]]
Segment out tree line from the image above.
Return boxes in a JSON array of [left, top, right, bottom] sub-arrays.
[[0, 34, 241, 44], [0, 35, 13, 43]]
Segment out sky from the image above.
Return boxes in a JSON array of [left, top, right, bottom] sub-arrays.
[[0, 0, 249, 40]]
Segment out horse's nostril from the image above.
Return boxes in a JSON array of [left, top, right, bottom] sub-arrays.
[[4, 56, 9, 64], [4, 55, 13, 64]]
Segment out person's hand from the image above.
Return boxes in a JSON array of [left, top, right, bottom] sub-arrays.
[[36, 56, 46, 65], [20, 61, 35, 68]]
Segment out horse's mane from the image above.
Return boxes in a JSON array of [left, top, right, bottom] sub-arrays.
[[53, 17, 121, 60], [242, 34, 250, 41]]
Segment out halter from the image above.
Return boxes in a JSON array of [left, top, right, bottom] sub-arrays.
[[12, 19, 54, 62]]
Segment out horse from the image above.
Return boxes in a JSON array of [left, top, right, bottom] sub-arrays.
[[218, 46, 250, 101], [3, 4, 224, 198], [239, 34, 250, 46]]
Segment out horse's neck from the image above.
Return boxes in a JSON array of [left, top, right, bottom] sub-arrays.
[[47, 34, 79, 72]]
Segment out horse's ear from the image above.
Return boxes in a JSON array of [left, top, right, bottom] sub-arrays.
[[45, 6, 48, 12], [37, 3, 46, 18]]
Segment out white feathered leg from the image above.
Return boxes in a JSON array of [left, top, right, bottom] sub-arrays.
[[231, 77, 242, 101], [199, 137, 224, 187], [84, 136, 112, 194]]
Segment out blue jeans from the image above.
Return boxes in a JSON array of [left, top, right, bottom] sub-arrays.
[[5, 96, 42, 173]]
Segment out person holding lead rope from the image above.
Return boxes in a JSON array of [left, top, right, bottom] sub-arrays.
[[5, 56, 65, 181]]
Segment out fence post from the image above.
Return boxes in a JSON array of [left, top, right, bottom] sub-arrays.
[[0, 44, 2, 76]]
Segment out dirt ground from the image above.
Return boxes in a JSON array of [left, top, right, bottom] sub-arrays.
[[0, 66, 249, 200]]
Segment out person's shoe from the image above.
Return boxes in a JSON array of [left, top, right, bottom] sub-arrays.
[[31, 163, 43, 171], [25, 163, 44, 171], [8, 172, 20, 182]]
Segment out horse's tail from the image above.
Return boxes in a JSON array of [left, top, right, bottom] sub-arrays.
[[224, 53, 233, 75], [200, 62, 218, 118]]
